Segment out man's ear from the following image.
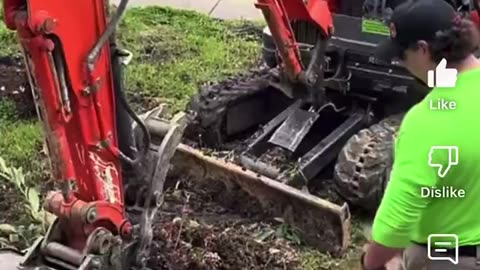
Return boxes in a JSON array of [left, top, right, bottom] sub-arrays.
[[417, 40, 429, 54]]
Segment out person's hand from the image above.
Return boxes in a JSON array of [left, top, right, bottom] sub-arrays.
[[385, 255, 402, 270], [360, 244, 402, 270], [357, 255, 401, 270]]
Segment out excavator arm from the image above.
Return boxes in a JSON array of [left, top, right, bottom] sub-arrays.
[[255, 0, 334, 99], [0, 0, 187, 269], [3, 0, 131, 244]]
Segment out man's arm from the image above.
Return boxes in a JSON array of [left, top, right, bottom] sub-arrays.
[[362, 115, 437, 269]]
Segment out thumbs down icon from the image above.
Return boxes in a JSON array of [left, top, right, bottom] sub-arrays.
[[428, 146, 459, 178]]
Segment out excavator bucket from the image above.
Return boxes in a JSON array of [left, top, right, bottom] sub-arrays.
[[143, 110, 351, 256]]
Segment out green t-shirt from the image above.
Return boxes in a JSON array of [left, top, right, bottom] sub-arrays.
[[372, 67, 480, 248]]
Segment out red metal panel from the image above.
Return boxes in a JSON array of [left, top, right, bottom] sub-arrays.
[[280, 0, 333, 35], [3, 0, 130, 250], [255, 0, 334, 81], [256, 0, 304, 78]]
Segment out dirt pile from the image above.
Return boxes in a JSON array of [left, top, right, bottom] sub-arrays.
[[146, 177, 301, 270], [150, 218, 300, 270], [0, 182, 25, 226]]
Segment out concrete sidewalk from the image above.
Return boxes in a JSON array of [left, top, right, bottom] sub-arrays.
[[113, 0, 264, 20]]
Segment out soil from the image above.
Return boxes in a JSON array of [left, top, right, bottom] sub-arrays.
[[2, 157, 304, 269], [0, 182, 26, 226], [146, 176, 302, 270], [0, 55, 35, 118]]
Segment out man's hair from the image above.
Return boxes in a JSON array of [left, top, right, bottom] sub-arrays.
[[427, 18, 480, 63]]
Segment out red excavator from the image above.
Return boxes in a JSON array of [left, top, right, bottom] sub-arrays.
[[0, 0, 479, 269]]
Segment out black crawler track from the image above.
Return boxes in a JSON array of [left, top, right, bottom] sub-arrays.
[[333, 113, 404, 212], [185, 68, 273, 147]]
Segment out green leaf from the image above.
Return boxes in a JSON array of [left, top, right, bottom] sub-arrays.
[[27, 188, 40, 214], [0, 157, 7, 173], [4, 167, 17, 186], [287, 232, 301, 245], [27, 223, 37, 231], [13, 167, 25, 188], [0, 224, 17, 235], [0, 237, 14, 249], [254, 229, 275, 242], [275, 226, 284, 238], [42, 211, 56, 228], [5, 168, 15, 182], [8, 234, 19, 243]]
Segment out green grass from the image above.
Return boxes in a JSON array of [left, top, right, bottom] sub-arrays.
[[0, 10, 18, 55], [117, 6, 262, 111], [0, 100, 42, 171], [0, 100, 44, 248]]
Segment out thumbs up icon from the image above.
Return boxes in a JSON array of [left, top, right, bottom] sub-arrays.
[[427, 58, 458, 88]]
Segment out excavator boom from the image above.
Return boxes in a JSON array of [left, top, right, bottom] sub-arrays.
[[4, 0, 131, 247], [0, 0, 187, 269], [255, 0, 333, 81]]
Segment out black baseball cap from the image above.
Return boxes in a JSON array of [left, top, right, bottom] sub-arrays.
[[376, 0, 458, 61]]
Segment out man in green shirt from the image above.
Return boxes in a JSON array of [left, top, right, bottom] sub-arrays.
[[361, 0, 480, 269]]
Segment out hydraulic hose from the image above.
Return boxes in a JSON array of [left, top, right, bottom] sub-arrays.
[[85, 0, 151, 166], [116, 71, 151, 167], [87, 0, 129, 73]]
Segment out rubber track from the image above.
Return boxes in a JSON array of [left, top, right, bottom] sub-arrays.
[[333, 113, 404, 212], [185, 68, 273, 147]]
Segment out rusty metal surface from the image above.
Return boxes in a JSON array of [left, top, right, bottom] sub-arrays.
[[171, 143, 351, 256]]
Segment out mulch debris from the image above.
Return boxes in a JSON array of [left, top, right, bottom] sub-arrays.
[[146, 178, 301, 270]]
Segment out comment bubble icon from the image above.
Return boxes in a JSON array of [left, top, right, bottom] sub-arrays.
[[427, 234, 459, 264]]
